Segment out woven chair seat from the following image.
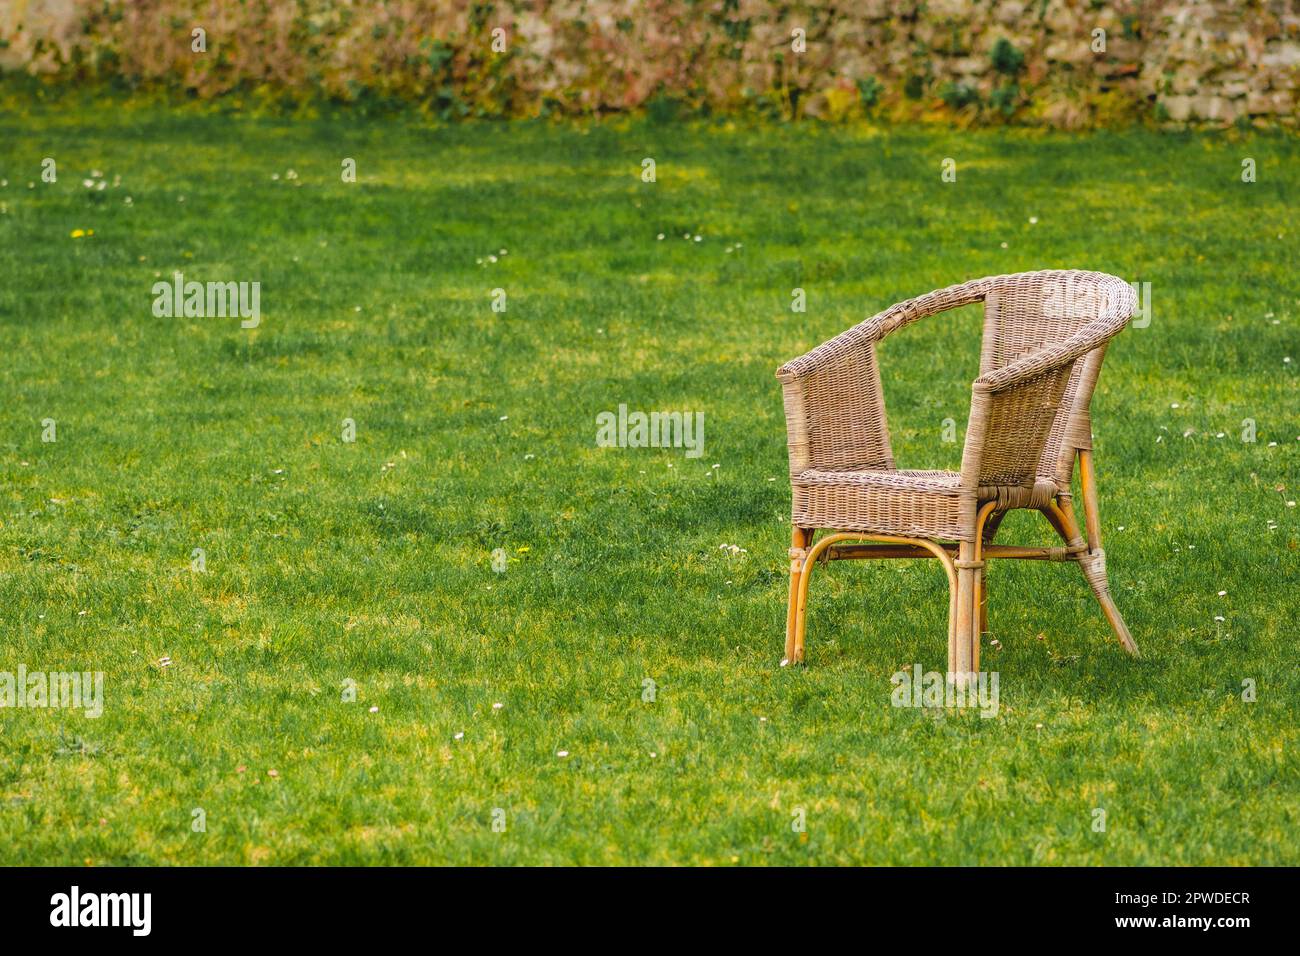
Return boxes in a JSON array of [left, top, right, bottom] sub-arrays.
[[792, 468, 966, 540]]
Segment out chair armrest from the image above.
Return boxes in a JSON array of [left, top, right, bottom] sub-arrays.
[[777, 354, 893, 476], [962, 313, 1133, 492], [775, 277, 991, 477], [973, 317, 1128, 394], [776, 277, 991, 381]]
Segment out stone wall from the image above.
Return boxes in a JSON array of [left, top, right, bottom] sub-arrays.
[[1, 1, 1296, 127]]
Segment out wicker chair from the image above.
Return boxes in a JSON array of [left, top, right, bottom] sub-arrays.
[[776, 270, 1140, 682]]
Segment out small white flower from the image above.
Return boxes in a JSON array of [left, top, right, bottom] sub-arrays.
[[556, 750, 569, 758], [369, 706, 379, 713], [1170, 402, 1180, 408], [1000, 242, 1008, 249], [1214, 615, 1225, 622], [499, 415, 508, 421], [1028, 216, 1038, 224], [492, 702, 503, 710], [656, 233, 664, 240], [82, 179, 94, 188], [454, 731, 464, 740]]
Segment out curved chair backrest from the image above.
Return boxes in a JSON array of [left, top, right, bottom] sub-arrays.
[[775, 270, 1134, 503], [962, 271, 1135, 504]]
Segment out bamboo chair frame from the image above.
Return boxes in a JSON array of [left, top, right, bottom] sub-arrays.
[[776, 270, 1140, 683]]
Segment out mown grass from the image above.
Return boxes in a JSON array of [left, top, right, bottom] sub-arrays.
[[0, 98, 1296, 865]]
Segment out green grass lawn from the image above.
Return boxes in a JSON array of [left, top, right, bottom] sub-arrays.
[[0, 99, 1297, 865]]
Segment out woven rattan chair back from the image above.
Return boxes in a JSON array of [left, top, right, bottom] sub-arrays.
[[966, 271, 1132, 510], [982, 273, 1117, 492]]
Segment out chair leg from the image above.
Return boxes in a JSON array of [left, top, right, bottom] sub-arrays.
[[945, 559, 959, 676], [977, 567, 989, 638], [952, 540, 978, 687], [963, 502, 997, 676], [1045, 457, 1140, 658], [792, 547, 817, 665], [1077, 451, 1140, 658], [784, 527, 813, 663], [976, 507, 1001, 638], [1039, 500, 1072, 541]]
